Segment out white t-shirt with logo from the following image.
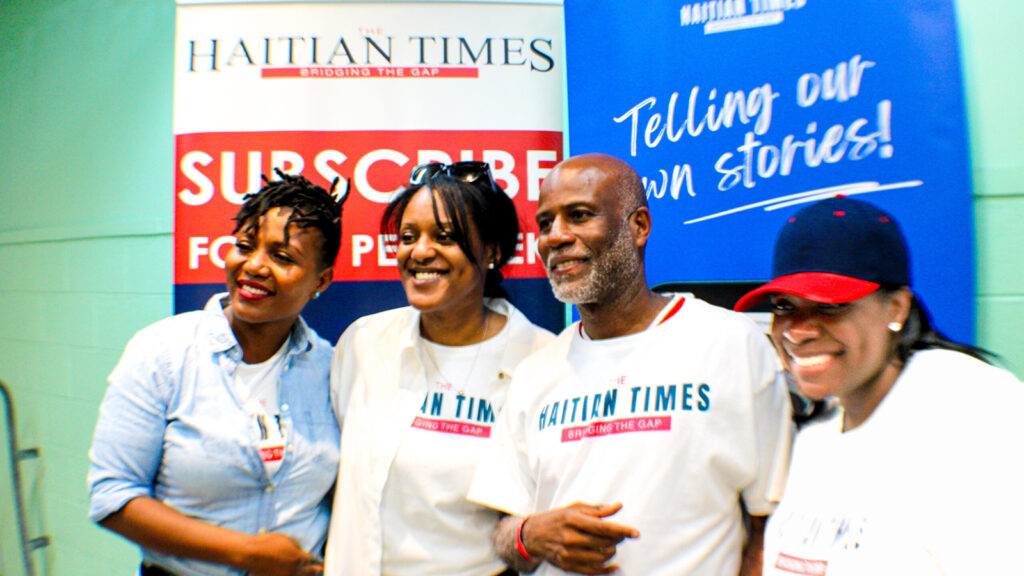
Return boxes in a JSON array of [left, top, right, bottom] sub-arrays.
[[380, 335, 508, 576], [325, 299, 554, 576], [469, 295, 792, 576], [763, 349, 1024, 576], [233, 337, 289, 479]]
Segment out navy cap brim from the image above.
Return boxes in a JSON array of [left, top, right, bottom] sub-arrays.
[[734, 272, 881, 312]]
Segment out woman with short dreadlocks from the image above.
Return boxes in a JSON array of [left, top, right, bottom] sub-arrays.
[[88, 171, 347, 576]]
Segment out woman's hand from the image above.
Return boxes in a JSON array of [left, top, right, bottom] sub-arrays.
[[99, 497, 323, 576], [243, 533, 323, 576]]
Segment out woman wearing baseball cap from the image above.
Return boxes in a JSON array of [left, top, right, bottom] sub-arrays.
[[736, 196, 1023, 575]]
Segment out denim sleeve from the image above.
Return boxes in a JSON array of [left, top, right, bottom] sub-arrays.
[[87, 329, 173, 523]]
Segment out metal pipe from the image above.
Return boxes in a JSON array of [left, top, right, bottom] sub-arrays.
[[1, 380, 50, 576]]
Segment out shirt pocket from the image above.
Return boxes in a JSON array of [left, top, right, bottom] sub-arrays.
[[291, 407, 341, 469]]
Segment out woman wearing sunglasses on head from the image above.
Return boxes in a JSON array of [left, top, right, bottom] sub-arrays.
[[734, 197, 1024, 575], [88, 172, 347, 576], [324, 162, 554, 576]]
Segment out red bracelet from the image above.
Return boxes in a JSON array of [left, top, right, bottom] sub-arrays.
[[516, 516, 535, 562]]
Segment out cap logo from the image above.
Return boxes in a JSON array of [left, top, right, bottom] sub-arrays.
[[833, 211, 846, 216]]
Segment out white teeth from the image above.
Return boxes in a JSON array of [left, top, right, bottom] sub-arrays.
[[790, 354, 830, 368], [552, 259, 582, 271], [414, 271, 442, 280], [244, 285, 269, 295]]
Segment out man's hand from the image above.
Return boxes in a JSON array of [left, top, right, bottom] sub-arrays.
[[522, 502, 639, 575]]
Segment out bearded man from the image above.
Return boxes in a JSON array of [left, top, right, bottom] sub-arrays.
[[469, 153, 792, 576]]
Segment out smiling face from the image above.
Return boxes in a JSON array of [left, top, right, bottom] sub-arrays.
[[224, 207, 333, 336], [535, 163, 644, 305], [396, 187, 491, 318], [769, 289, 911, 420]]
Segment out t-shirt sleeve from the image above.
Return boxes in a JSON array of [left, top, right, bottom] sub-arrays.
[[87, 330, 172, 523], [467, 371, 536, 517], [740, 329, 793, 516]]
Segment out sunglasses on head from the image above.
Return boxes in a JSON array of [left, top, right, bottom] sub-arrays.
[[408, 161, 500, 194]]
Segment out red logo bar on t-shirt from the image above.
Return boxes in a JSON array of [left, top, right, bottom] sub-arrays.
[[259, 445, 285, 462], [560, 416, 672, 443], [774, 553, 828, 575], [412, 416, 491, 438]]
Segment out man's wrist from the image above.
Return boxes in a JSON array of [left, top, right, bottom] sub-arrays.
[[516, 516, 536, 562]]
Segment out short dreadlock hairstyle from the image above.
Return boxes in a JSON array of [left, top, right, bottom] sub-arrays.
[[232, 169, 348, 269]]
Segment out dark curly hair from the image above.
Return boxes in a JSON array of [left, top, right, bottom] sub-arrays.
[[232, 169, 349, 269], [381, 173, 520, 300]]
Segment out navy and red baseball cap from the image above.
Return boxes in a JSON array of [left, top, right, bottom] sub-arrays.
[[734, 196, 911, 312]]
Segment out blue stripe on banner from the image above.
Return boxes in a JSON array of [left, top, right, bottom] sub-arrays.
[[175, 278, 565, 344]]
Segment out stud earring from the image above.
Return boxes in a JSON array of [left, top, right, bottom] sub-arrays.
[[313, 291, 321, 299], [488, 262, 495, 270], [888, 322, 902, 332]]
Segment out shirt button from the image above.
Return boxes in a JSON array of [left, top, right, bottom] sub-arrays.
[[498, 371, 507, 379], [265, 485, 274, 493], [281, 404, 290, 412]]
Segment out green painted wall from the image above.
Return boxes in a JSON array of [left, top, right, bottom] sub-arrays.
[[0, 2, 174, 574], [957, 3, 1024, 377], [0, 1, 1020, 575]]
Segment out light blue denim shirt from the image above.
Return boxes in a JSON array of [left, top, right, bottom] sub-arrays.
[[88, 293, 339, 576]]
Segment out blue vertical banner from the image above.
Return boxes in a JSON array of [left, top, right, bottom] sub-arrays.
[[564, 0, 974, 342]]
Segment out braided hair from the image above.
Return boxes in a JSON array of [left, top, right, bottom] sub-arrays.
[[233, 168, 349, 269]]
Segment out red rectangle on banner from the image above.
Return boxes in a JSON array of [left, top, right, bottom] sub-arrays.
[[174, 130, 562, 285], [262, 66, 479, 79]]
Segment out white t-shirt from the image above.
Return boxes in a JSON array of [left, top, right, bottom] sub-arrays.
[[468, 295, 793, 576], [325, 299, 554, 576], [380, 335, 510, 576], [233, 336, 289, 478], [763, 349, 1024, 576]]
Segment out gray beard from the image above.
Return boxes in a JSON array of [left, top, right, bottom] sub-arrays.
[[548, 224, 641, 305]]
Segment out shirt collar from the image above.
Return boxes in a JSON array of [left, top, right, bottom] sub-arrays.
[[201, 292, 315, 356], [395, 298, 519, 365]]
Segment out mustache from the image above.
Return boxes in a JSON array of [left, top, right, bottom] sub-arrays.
[[544, 248, 590, 269]]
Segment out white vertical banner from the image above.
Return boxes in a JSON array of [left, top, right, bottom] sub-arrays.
[[173, 0, 566, 338]]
